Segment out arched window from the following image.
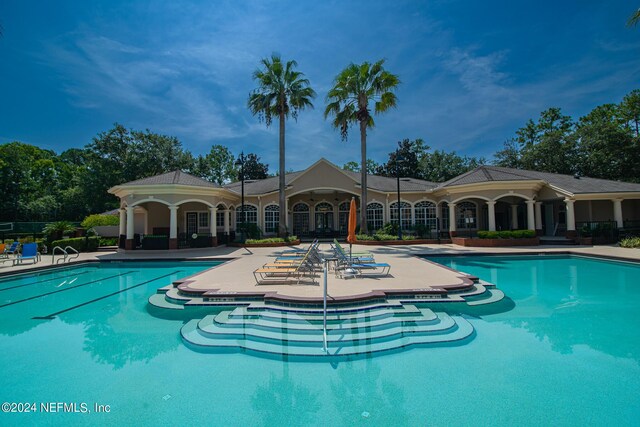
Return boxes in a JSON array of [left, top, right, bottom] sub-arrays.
[[235, 204, 257, 229], [366, 202, 384, 231], [390, 201, 412, 231], [293, 203, 309, 212], [264, 205, 279, 233], [456, 201, 477, 229], [414, 201, 437, 230]]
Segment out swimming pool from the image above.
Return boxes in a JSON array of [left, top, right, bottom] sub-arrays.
[[0, 255, 638, 426]]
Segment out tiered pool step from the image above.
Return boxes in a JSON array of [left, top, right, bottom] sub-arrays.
[[181, 303, 474, 357]]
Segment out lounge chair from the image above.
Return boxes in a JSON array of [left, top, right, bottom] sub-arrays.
[[0, 243, 6, 258], [13, 243, 41, 266], [332, 239, 373, 257], [333, 246, 391, 278], [277, 239, 319, 256], [253, 251, 317, 284], [331, 241, 375, 263], [5, 241, 20, 256]]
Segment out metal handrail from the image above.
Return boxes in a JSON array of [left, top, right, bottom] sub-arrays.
[[64, 246, 80, 262], [52, 246, 67, 264]]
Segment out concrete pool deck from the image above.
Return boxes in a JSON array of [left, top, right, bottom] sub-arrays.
[[2, 243, 639, 303]]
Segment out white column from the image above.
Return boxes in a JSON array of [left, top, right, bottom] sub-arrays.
[[126, 206, 134, 239], [487, 201, 496, 232], [511, 204, 519, 229], [565, 199, 576, 231], [448, 203, 457, 232], [209, 207, 217, 237], [526, 200, 535, 231], [613, 199, 623, 228], [119, 208, 126, 236], [169, 205, 178, 239], [535, 202, 543, 231], [223, 209, 230, 233]]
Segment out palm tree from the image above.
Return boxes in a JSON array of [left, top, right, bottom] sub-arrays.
[[248, 54, 316, 237], [628, 8, 640, 27], [324, 59, 400, 233]]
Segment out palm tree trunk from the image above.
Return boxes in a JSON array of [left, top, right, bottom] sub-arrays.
[[359, 119, 368, 234], [279, 112, 287, 237]]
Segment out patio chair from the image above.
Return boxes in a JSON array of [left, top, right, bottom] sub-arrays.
[[5, 241, 20, 256], [253, 251, 317, 284], [0, 243, 6, 258], [331, 241, 375, 263], [277, 239, 319, 256], [333, 246, 391, 278], [13, 243, 41, 266], [332, 239, 374, 258]]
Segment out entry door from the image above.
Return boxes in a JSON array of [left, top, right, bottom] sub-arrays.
[[544, 204, 554, 235], [186, 212, 198, 235], [315, 212, 333, 232], [293, 213, 309, 236]]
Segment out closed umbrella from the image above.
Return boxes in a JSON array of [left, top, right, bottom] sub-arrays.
[[347, 197, 357, 260]]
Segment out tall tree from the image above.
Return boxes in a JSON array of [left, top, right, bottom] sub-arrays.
[[242, 153, 269, 180], [192, 145, 237, 185], [421, 150, 484, 182], [324, 59, 400, 233], [375, 138, 427, 178], [342, 159, 380, 174], [248, 54, 316, 236]]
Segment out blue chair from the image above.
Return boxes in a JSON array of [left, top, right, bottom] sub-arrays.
[[5, 241, 20, 255], [13, 243, 40, 266]]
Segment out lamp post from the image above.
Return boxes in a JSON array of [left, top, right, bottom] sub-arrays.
[[235, 152, 246, 243], [395, 148, 404, 240]]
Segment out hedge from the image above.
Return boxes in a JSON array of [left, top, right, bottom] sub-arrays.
[[51, 236, 99, 252], [477, 230, 536, 239], [81, 214, 119, 229], [245, 236, 299, 244], [620, 236, 640, 248]]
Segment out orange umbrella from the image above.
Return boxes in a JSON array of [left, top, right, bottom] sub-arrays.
[[347, 197, 357, 258]]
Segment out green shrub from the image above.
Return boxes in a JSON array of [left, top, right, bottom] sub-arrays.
[[378, 222, 399, 236], [43, 221, 77, 243], [478, 230, 535, 239], [414, 224, 431, 238], [402, 235, 418, 241], [373, 233, 398, 241], [51, 236, 99, 252], [620, 237, 640, 248], [356, 234, 374, 241], [245, 235, 298, 244], [81, 214, 119, 229], [99, 237, 119, 246]]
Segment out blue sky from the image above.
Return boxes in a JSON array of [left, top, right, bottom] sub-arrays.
[[1, 0, 639, 172]]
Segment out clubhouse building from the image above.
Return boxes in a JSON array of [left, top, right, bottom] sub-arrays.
[[108, 158, 640, 249]]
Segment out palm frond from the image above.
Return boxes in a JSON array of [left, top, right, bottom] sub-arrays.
[[628, 9, 640, 27]]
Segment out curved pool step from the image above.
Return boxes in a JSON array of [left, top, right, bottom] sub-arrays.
[[231, 303, 426, 324], [181, 315, 474, 357], [148, 293, 184, 310], [215, 307, 439, 333], [198, 310, 454, 344], [465, 288, 505, 306]]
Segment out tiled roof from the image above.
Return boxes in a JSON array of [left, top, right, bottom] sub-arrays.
[[438, 166, 640, 194], [223, 168, 438, 194], [119, 170, 220, 188]]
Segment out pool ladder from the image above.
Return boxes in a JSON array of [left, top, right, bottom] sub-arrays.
[[51, 246, 80, 264]]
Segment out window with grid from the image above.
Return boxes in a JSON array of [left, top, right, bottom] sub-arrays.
[[414, 201, 437, 229], [264, 205, 279, 233], [338, 202, 350, 233], [235, 204, 257, 228], [456, 201, 477, 229], [390, 201, 412, 230], [366, 203, 384, 231], [198, 212, 209, 228], [216, 205, 226, 227]]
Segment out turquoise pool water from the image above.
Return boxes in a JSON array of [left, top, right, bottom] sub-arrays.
[[0, 256, 639, 426]]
